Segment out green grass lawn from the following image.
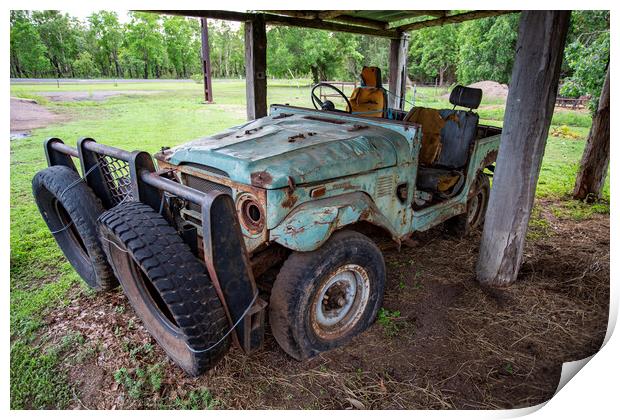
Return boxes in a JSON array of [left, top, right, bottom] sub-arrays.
[[9, 79, 609, 408]]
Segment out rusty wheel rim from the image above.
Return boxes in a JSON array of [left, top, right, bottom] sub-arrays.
[[310, 264, 370, 340]]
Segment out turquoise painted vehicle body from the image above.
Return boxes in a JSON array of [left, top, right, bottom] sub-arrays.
[[35, 77, 501, 373], [156, 104, 500, 256]]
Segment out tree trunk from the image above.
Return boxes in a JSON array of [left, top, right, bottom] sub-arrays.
[[476, 11, 570, 286], [113, 51, 122, 78], [310, 66, 319, 84], [573, 65, 610, 202]]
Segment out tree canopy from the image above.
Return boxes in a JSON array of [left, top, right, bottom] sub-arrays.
[[10, 9, 610, 106]]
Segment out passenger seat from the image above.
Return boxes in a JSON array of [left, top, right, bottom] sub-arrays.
[[406, 85, 483, 199]]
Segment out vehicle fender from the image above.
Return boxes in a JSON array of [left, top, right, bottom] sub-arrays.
[[269, 191, 398, 252]]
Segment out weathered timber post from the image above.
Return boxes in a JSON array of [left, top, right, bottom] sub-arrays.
[[200, 18, 214, 103], [388, 31, 409, 110], [573, 65, 610, 202], [476, 11, 571, 286], [245, 14, 267, 120]]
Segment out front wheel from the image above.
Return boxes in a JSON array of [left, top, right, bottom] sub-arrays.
[[269, 230, 385, 360]]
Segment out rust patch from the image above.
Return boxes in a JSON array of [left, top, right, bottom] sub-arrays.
[[251, 171, 273, 188], [281, 193, 299, 209], [250, 245, 289, 280], [359, 207, 373, 221], [288, 133, 305, 143], [332, 181, 356, 191], [310, 186, 326, 198], [347, 124, 368, 132]]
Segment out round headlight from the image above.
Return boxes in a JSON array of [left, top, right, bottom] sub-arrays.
[[236, 193, 265, 234]]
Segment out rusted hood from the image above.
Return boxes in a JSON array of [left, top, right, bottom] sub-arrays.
[[164, 113, 406, 189]]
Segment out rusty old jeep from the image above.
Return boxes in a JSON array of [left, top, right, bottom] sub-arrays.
[[33, 73, 500, 376]]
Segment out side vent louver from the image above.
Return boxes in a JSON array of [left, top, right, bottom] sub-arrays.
[[376, 175, 394, 197]]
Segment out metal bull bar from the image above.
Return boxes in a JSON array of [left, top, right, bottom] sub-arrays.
[[44, 137, 266, 354]]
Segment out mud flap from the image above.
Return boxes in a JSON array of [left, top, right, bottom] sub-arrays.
[[201, 191, 266, 353]]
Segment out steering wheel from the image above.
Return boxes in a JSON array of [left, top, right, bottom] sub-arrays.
[[311, 82, 353, 113]]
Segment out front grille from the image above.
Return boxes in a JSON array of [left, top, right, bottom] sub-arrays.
[[184, 174, 232, 212], [97, 154, 134, 205]]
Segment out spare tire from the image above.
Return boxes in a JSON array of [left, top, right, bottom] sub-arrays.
[[97, 202, 230, 376], [32, 165, 117, 291]]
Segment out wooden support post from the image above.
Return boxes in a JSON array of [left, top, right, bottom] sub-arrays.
[[573, 65, 610, 202], [388, 32, 409, 110], [476, 11, 571, 286], [200, 18, 214, 103], [245, 14, 267, 120]]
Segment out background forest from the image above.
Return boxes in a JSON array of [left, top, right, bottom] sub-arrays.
[[10, 11, 609, 103]]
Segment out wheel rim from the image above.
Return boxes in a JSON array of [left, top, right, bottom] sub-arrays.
[[310, 264, 370, 340]]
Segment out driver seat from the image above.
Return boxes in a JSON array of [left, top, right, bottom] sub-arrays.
[[346, 66, 387, 118]]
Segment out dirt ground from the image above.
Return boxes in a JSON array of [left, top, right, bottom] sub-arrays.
[[467, 81, 509, 99], [36, 90, 162, 102], [41, 200, 609, 409], [10, 90, 162, 134], [10, 97, 70, 133]]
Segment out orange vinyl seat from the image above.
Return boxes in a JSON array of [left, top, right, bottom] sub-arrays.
[[347, 66, 387, 118]]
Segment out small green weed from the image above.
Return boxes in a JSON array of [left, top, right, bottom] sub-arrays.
[[114, 363, 164, 400], [377, 308, 403, 337], [168, 388, 220, 409]]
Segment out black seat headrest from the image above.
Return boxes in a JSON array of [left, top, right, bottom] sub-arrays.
[[449, 85, 483, 110]]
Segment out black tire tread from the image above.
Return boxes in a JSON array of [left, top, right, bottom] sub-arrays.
[[32, 165, 117, 290], [270, 230, 385, 360], [98, 201, 230, 374]]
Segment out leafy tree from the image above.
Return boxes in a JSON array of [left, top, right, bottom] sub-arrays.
[[164, 16, 201, 78], [408, 25, 458, 85], [72, 51, 100, 77], [31, 10, 83, 77], [10, 11, 50, 77], [267, 26, 361, 83], [124, 12, 167, 79], [88, 11, 124, 77], [560, 11, 609, 112], [456, 14, 519, 85], [209, 20, 244, 78], [352, 35, 389, 78]]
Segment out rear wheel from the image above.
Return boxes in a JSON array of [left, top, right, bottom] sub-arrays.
[[269, 230, 385, 360], [98, 202, 230, 376], [446, 172, 490, 236], [32, 165, 117, 291]]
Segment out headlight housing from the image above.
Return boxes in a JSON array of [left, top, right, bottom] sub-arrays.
[[236, 193, 265, 234]]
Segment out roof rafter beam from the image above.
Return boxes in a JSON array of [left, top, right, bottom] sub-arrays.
[[263, 13, 397, 37], [263, 10, 388, 30], [156, 9, 253, 22], [156, 10, 398, 37], [392, 10, 518, 31], [317, 10, 351, 19]]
